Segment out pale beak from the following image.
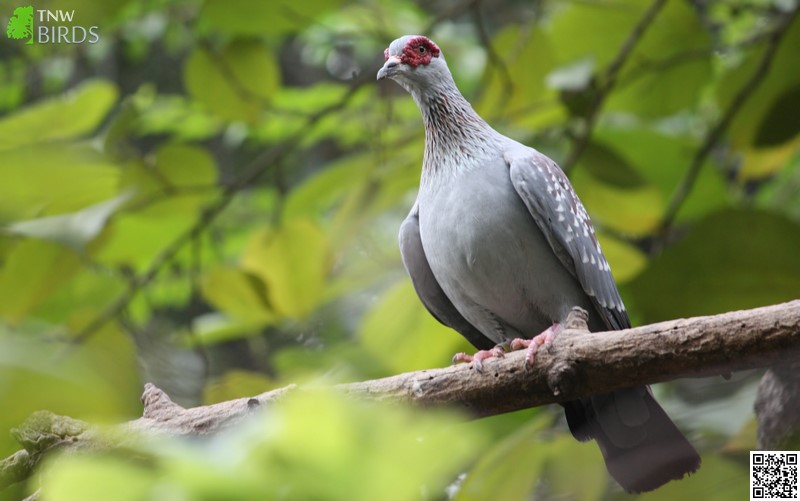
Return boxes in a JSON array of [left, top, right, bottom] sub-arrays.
[[377, 56, 401, 80]]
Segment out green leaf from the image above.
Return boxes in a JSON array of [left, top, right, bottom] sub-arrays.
[[754, 85, 800, 148], [626, 209, 800, 323], [283, 153, 373, 221], [571, 166, 664, 237], [544, 434, 607, 501], [241, 219, 330, 318], [0, 80, 118, 151], [6, 192, 132, 251], [593, 127, 729, 223], [606, 0, 712, 117], [271, 83, 349, 114], [35, 270, 126, 326], [477, 25, 564, 127], [184, 42, 279, 123], [198, 0, 345, 36], [718, 14, 800, 163], [457, 415, 551, 501], [755, 154, 800, 220], [360, 281, 473, 374], [579, 142, 648, 189], [0, 325, 140, 459], [41, 390, 486, 501], [93, 213, 194, 270], [550, 0, 712, 117], [44, 455, 154, 501], [190, 313, 266, 346], [0, 239, 82, 323], [596, 232, 647, 284], [200, 266, 275, 324], [153, 143, 218, 187], [0, 144, 120, 222], [134, 94, 222, 140], [224, 39, 281, 101], [548, 0, 644, 67], [119, 144, 219, 216], [736, 140, 800, 180]]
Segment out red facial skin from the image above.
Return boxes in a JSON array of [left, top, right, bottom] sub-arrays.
[[389, 36, 440, 67], [401, 36, 441, 67]]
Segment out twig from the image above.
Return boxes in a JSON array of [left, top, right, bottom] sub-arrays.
[[561, 0, 668, 173], [654, 9, 797, 251], [472, 0, 514, 105], [69, 77, 371, 345]]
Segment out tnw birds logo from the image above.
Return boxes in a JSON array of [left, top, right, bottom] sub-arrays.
[[4, 5, 99, 45]]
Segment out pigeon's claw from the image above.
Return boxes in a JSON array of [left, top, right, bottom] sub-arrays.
[[509, 323, 562, 368], [452, 345, 506, 373]]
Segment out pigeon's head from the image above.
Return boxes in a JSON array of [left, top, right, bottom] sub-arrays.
[[377, 36, 451, 94]]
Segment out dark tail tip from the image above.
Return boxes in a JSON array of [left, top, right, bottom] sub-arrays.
[[599, 393, 700, 493], [566, 390, 701, 493], [603, 435, 701, 493]]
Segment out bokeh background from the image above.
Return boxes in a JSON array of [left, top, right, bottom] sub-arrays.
[[1, 0, 799, 499]]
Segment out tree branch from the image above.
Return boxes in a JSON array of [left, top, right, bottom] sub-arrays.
[[4, 300, 799, 490], [561, 0, 667, 173], [654, 9, 798, 250]]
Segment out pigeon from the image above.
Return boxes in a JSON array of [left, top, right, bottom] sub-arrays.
[[377, 35, 700, 493]]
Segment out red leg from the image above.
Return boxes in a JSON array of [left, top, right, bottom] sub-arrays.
[[509, 323, 562, 368], [452, 344, 506, 373]]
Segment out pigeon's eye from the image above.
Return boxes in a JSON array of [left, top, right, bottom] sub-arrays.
[[418, 45, 426, 53]]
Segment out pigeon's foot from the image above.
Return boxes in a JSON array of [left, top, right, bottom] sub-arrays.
[[509, 323, 562, 368], [452, 345, 506, 373]]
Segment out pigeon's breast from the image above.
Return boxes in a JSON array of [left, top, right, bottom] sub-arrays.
[[417, 157, 592, 342]]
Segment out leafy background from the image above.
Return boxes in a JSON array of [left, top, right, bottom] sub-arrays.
[[0, 0, 799, 499]]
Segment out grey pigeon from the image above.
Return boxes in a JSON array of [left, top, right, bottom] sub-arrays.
[[378, 35, 700, 493]]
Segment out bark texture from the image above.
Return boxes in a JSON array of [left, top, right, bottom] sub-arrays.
[[2, 300, 799, 491]]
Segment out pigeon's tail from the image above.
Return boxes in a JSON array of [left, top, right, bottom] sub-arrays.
[[563, 387, 701, 493]]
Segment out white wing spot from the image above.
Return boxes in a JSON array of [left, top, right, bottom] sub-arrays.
[[590, 254, 596, 265], [556, 204, 564, 213], [581, 247, 589, 263], [558, 213, 565, 222], [583, 227, 589, 237]]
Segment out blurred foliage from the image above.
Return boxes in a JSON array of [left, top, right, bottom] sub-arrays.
[[0, 0, 798, 499], [38, 390, 485, 501]]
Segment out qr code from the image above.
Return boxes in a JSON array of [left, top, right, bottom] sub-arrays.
[[751, 452, 799, 500]]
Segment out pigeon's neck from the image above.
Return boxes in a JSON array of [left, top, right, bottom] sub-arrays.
[[413, 84, 503, 182]]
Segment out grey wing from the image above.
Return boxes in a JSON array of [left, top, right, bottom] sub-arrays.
[[399, 201, 494, 350], [505, 147, 630, 330]]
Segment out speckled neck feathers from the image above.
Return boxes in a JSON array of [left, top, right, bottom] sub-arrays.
[[411, 80, 505, 184]]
